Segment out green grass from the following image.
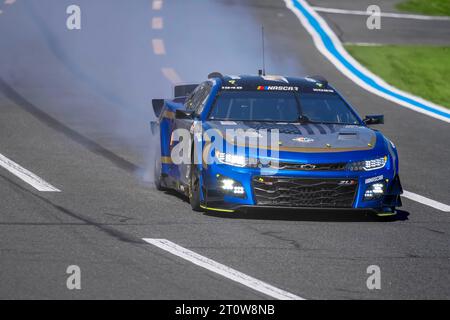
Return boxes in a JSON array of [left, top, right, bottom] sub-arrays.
[[345, 45, 450, 109], [396, 0, 450, 16]]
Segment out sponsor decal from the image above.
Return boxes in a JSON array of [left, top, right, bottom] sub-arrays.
[[365, 175, 384, 184], [220, 121, 237, 125], [228, 80, 236, 85], [316, 82, 324, 88], [257, 86, 299, 91], [313, 88, 334, 93], [339, 180, 357, 186], [293, 137, 314, 143], [222, 86, 243, 90]]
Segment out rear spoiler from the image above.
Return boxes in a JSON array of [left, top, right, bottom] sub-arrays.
[[152, 99, 165, 118], [151, 84, 199, 119], [174, 84, 198, 98]]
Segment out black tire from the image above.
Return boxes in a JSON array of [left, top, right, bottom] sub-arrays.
[[189, 164, 202, 211], [154, 157, 165, 191]]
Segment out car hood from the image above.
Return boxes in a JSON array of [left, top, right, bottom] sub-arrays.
[[205, 121, 377, 153]]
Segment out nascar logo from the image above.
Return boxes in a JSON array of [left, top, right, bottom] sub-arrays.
[[257, 86, 299, 91], [293, 137, 314, 143]]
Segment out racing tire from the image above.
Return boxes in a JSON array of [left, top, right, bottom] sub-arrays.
[[189, 164, 202, 211], [154, 158, 165, 191]]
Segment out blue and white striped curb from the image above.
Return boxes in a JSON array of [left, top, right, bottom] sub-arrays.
[[285, 0, 450, 123]]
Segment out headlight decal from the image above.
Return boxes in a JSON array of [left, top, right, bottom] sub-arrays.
[[216, 175, 246, 198], [215, 150, 274, 169], [216, 151, 247, 167], [347, 156, 388, 171]]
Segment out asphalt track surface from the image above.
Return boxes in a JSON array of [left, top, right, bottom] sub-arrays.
[[0, 0, 449, 299], [308, 0, 450, 45]]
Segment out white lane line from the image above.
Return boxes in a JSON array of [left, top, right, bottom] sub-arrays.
[[152, 17, 163, 29], [152, 0, 163, 11], [152, 38, 166, 55], [143, 238, 304, 300], [403, 191, 450, 212], [161, 67, 182, 84], [312, 6, 450, 21], [0, 153, 61, 192], [284, 0, 450, 123], [4, 0, 16, 4]]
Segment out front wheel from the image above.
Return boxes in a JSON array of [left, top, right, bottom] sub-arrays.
[[189, 164, 202, 211]]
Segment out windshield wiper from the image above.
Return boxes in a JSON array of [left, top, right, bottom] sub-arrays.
[[298, 115, 313, 124]]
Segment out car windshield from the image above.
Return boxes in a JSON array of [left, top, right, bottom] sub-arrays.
[[208, 91, 360, 124]]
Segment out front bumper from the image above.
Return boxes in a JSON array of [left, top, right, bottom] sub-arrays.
[[201, 164, 402, 213]]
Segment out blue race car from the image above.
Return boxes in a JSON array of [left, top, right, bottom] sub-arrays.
[[151, 73, 402, 216]]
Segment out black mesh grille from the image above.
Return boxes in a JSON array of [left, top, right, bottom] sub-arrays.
[[276, 162, 346, 171], [252, 177, 357, 208]]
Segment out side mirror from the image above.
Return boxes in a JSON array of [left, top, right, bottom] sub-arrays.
[[363, 114, 384, 125], [175, 109, 193, 119]]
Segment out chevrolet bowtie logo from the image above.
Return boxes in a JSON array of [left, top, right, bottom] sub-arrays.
[[300, 164, 316, 170]]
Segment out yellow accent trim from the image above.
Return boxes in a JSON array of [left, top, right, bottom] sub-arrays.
[[200, 205, 235, 213], [161, 156, 172, 164], [162, 110, 175, 120], [376, 212, 396, 217], [206, 128, 377, 153]]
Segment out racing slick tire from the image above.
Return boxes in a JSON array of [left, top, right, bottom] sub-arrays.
[[189, 164, 202, 211], [154, 158, 165, 191]]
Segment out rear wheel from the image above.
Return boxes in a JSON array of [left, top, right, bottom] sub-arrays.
[[189, 164, 202, 211], [154, 157, 165, 191]]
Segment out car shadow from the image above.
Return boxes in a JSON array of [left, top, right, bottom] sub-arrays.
[[160, 189, 410, 223], [205, 208, 409, 223]]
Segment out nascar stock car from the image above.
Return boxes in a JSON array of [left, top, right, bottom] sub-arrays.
[[150, 73, 403, 216]]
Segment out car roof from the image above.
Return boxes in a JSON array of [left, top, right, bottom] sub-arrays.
[[212, 74, 330, 91]]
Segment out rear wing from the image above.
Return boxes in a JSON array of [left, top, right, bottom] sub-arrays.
[[151, 84, 199, 120], [174, 84, 198, 98], [152, 99, 165, 118]]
